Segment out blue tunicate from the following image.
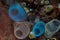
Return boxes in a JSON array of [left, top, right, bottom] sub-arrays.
[[8, 3, 27, 22], [32, 21, 46, 37]]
